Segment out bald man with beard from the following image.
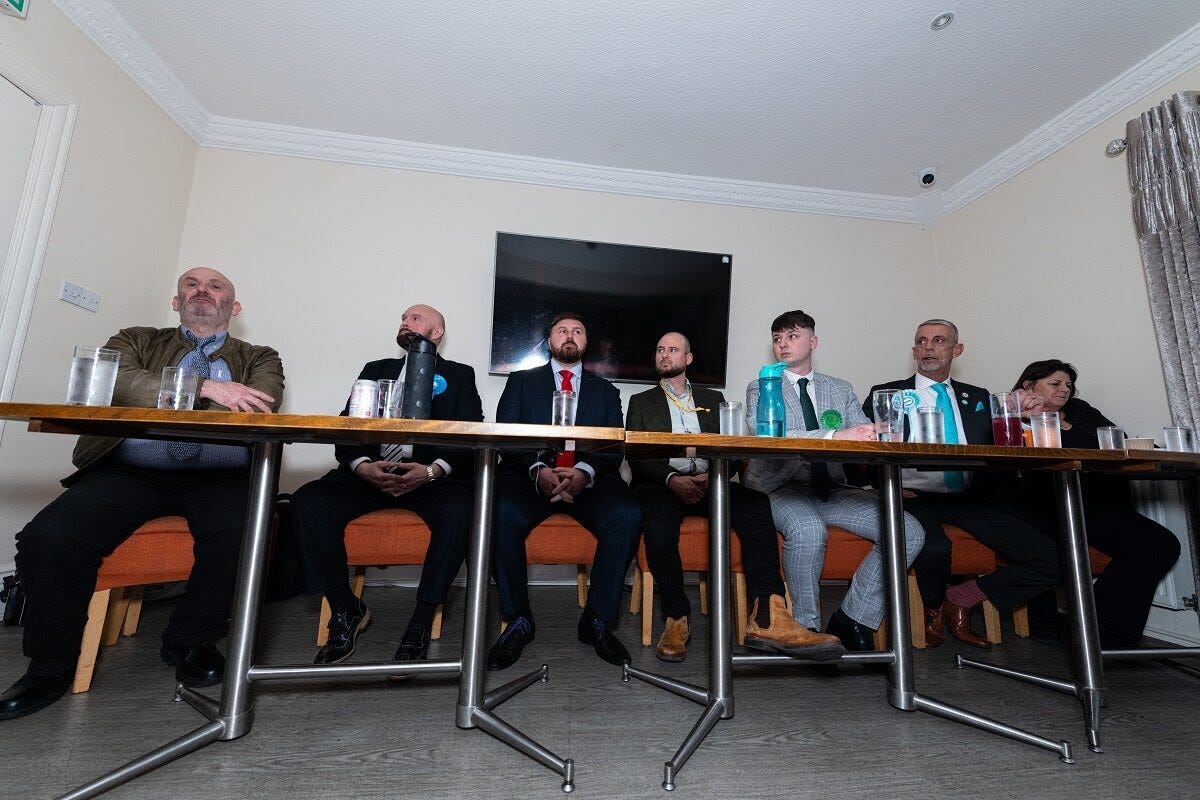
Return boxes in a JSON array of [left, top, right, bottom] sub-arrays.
[[2, 267, 284, 720], [290, 304, 484, 669]]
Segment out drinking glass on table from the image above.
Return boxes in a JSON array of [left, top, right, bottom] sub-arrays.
[[551, 390, 578, 426], [65, 346, 120, 406], [913, 406, 944, 444], [872, 389, 904, 442], [989, 391, 1023, 447], [1029, 411, 1062, 448], [157, 367, 199, 410], [719, 401, 746, 435]]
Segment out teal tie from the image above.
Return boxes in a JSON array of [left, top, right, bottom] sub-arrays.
[[931, 383, 965, 491]]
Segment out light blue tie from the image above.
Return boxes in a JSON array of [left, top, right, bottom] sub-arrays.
[[167, 332, 216, 461], [931, 383, 965, 491]]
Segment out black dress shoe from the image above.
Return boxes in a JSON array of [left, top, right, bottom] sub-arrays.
[[314, 600, 371, 665], [160, 641, 225, 687], [0, 669, 73, 720], [577, 608, 631, 667], [825, 608, 876, 652], [388, 624, 431, 682], [487, 616, 534, 671]]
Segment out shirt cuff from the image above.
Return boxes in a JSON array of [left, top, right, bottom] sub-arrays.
[[529, 461, 549, 481], [349, 456, 372, 472], [664, 470, 680, 488], [574, 462, 596, 487], [433, 458, 451, 477]]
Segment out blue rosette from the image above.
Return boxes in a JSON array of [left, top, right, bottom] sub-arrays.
[[432, 374, 447, 397]]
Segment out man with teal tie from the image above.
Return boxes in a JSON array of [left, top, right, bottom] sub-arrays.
[[865, 319, 1061, 648]]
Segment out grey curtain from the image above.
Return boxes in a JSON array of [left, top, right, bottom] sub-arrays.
[[1127, 90, 1200, 430]]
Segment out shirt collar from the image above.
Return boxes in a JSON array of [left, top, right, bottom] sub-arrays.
[[180, 325, 228, 352], [915, 373, 951, 392], [784, 369, 814, 386], [661, 378, 693, 399], [550, 358, 582, 378]]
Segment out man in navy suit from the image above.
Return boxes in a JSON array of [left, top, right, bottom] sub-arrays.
[[487, 313, 642, 671], [290, 304, 483, 666], [864, 319, 1061, 647]]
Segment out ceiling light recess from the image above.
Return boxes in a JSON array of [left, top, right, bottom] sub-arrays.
[[930, 12, 954, 31]]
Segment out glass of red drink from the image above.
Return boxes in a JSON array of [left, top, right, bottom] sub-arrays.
[[989, 391, 1024, 446]]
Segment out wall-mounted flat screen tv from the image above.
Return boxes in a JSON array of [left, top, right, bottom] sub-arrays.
[[490, 233, 732, 385]]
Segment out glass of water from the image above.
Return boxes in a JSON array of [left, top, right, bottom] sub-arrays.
[[157, 367, 199, 410], [65, 346, 120, 406]]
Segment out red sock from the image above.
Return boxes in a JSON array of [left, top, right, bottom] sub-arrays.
[[945, 579, 987, 609]]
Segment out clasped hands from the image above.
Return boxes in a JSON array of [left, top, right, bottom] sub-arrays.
[[537, 466, 588, 502], [668, 472, 709, 504], [355, 460, 435, 497]]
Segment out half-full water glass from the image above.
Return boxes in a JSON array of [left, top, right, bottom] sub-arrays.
[[872, 389, 904, 442], [1163, 426, 1195, 452], [65, 345, 119, 406], [551, 390, 578, 426], [377, 379, 404, 418], [1096, 425, 1125, 450], [913, 406, 944, 444], [989, 392, 1023, 447], [157, 367, 199, 410], [719, 401, 746, 435], [1029, 411, 1062, 448]]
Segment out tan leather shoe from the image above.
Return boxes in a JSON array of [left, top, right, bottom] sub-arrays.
[[924, 606, 945, 648], [744, 595, 845, 661], [943, 598, 992, 649], [656, 616, 690, 662]]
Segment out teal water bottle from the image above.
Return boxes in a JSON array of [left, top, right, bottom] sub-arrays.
[[756, 361, 788, 437]]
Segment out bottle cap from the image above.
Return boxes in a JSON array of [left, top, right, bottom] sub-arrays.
[[758, 361, 788, 378]]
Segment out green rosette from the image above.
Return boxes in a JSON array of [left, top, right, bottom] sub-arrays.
[[820, 409, 842, 429]]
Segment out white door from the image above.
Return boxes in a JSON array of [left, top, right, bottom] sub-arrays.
[[0, 74, 40, 263]]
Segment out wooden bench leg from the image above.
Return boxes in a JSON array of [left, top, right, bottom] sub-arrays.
[[431, 604, 443, 640], [73, 589, 111, 694], [630, 569, 642, 614], [874, 620, 888, 651], [698, 574, 709, 615], [641, 571, 655, 646], [101, 588, 130, 647], [908, 574, 927, 649], [121, 587, 145, 637], [576, 564, 588, 608], [1012, 603, 1030, 638], [982, 600, 1002, 644], [734, 573, 748, 645]]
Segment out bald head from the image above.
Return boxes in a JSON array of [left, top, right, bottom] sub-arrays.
[[655, 331, 693, 380], [171, 266, 240, 336], [397, 304, 446, 348]]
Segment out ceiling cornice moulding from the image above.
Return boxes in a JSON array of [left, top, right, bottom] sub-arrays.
[[203, 116, 918, 223], [943, 20, 1200, 214], [52, 0, 207, 138]]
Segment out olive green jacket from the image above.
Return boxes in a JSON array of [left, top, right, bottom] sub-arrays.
[[66, 326, 285, 481]]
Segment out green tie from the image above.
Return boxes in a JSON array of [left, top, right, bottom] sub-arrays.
[[796, 377, 819, 431], [931, 383, 965, 491]]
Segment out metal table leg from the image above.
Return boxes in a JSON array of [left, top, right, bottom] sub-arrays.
[[56, 440, 281, 800], [455, 448, 576, 793], [624, 455, 734, 791]]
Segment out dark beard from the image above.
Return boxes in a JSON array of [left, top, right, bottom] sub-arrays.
[[656, 364, 685, 379], [550, 342, 583, 364]]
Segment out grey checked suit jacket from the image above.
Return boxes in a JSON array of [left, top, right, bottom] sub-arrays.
[[742, 371, 869, 494]]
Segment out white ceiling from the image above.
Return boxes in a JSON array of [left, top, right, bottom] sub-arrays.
[[52, 1, 1200, 221]]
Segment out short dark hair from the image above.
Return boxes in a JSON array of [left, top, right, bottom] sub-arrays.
[[771, 309, 815, 333], [549, 312, 586, 333], [1012, 359, 1078, 398]]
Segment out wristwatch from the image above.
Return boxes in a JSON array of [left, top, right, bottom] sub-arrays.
[[425, 465, 437, 483]]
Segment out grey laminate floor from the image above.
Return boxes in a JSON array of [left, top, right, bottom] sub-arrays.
[[2, 585, 1197, 799]]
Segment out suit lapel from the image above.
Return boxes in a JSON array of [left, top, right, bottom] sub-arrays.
[[648, 387, 673, 432]]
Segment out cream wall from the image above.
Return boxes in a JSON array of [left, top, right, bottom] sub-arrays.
[[936, 62, 1200, 439], [178, 148, 937, 491], [0, 5, 198, 569]]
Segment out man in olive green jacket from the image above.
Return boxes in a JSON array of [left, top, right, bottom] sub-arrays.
[[0, 267, 284, 721]]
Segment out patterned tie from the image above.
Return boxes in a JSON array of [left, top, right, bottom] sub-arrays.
[[379, 364, 408, 463], [167, 332, 216, 461], [555, 369, 575, 468], [931, 383, 966, 490], [797, 378, 833, 498]]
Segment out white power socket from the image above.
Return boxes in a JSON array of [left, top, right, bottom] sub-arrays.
[[59, 280, 101, 312]]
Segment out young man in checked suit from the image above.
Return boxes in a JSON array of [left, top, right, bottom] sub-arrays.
[[743, 310, 926, 658]]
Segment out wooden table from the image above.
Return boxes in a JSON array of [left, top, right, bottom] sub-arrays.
[[0, 403, 623, 798], [622, 432, 1123, 787]]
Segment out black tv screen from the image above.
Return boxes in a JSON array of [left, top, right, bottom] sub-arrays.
[[490, 233, 732, 385]]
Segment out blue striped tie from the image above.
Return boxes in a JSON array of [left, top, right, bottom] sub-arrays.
[[167, 332, 216, 461]]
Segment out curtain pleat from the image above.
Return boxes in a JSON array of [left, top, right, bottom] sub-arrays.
[[1127, 91, 1200, 429]]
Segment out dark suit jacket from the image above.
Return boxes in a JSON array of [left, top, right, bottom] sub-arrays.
[[334, 355, 484, 479], [863, 375, 992, 444], [496, 363, 623, 480], [625, 384, 723, 487]]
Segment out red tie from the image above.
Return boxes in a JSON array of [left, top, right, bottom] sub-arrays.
[[556, 369, 575, 467]]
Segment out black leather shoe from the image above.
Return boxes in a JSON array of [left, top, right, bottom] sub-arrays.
[[388, 624, 431, 682], [160, 640, 225, 687], [577, 607, 631, 667], [487, 616, 534, 671], [825, 608, 876, 652], [0, 669, 73, 720], [314, 600, 371, 665]]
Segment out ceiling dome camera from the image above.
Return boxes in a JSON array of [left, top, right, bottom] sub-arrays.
[[919, 167, 938, 188]]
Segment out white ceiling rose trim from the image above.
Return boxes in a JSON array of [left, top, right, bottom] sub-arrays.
[[51, 1, 1200, 225]]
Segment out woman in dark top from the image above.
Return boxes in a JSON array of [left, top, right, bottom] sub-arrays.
[[1011, 359, 1180, 647]]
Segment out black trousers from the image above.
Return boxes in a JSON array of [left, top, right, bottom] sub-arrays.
[[290, 466, 472, 609], [1013, 502, 1180, 647], [633, 480, 784, 620], [15, 464, 250, 673], [492, 473, 642, 622], [903, 491, 1062, 611]]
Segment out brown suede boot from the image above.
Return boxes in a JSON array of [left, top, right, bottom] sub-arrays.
[[744, 595, 846, 661], [656, 616, 690, 662]]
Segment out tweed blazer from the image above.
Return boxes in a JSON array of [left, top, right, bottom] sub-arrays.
[[742, 370, 869, 494]]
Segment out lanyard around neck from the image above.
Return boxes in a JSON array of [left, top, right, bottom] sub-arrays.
[[660, 381, 710, 414]]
